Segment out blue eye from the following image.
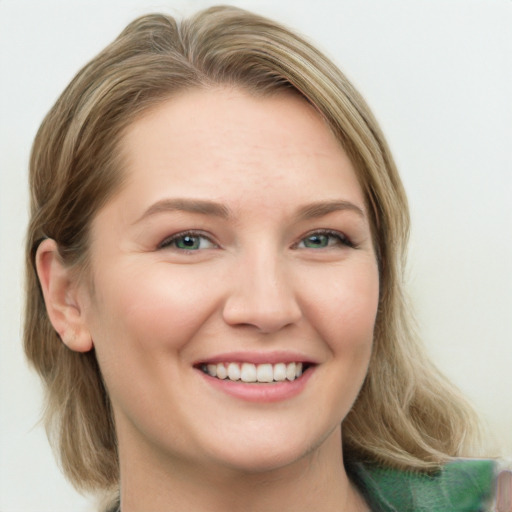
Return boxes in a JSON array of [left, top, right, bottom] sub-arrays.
[[297, 231, 352, 249], [159, 232, 215, 251]]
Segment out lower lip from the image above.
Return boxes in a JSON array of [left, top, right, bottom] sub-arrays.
[[197, 366, 315, 403]]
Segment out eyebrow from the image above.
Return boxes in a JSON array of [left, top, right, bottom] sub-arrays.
[[296, 200, 365, 220], [134, 198, 232, 224], [134, 198, 365, 224]]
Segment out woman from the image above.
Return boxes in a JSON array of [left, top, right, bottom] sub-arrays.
[[25, 6, 496, 511]]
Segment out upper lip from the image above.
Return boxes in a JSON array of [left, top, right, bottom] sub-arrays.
[[194, 351, 318, 366]]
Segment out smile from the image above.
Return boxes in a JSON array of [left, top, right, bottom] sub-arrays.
[[200, 362, 306, 383]]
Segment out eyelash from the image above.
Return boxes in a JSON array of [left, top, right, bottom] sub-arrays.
[[158, 230, 216, 251], [158, 229, 354, 252], [294, 229, 355, 250]]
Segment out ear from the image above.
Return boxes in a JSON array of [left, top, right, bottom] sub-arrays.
[[35, 238, 94, 352]]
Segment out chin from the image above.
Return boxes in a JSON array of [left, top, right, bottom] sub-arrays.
[[203, 423, 340, 476], [214, 448, 310, 475]]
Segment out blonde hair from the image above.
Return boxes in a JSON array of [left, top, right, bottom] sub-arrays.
[[25, 5, 478, 495]]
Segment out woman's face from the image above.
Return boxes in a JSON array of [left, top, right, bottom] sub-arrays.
[[79, 88, 379, 474]]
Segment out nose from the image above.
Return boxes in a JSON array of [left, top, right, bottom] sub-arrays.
[[222, 251, 302, 334]]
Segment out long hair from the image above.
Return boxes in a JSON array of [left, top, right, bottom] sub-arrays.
[[25, 5, 478, 495]]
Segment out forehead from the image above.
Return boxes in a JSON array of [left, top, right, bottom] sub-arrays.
[[115, 87, 365, 207], [122, 87, 341, 158]]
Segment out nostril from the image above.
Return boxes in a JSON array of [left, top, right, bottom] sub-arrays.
[[221, 270, 302, 333]]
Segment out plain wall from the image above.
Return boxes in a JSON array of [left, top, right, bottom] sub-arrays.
[[0, 0, 510, 510]]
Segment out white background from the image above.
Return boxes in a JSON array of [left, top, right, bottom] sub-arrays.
[[0, 0, 511, 510]]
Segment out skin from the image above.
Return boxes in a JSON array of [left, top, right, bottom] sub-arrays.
[[37, 88, 378, 511]]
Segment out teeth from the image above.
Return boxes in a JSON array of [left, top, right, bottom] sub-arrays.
[[241, 363, 257, 383], [256, 364, 273, 383], [227, 362, 241, 381], [206, 364, 217, 377], [203, 362, 305, 383], [216, 364, 227, 380], [273, 363, 287, 381], [286, 362, 296, 381]]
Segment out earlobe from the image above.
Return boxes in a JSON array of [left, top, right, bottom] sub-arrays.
[[35, 239, 94, 353]]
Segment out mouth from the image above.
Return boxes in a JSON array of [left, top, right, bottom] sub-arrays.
[[197, 361, 313, 383]]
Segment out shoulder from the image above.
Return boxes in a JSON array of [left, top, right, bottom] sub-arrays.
[[348, 459, 497, 512]]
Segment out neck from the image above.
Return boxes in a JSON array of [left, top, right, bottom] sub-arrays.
[[117, 427, 368, 512]]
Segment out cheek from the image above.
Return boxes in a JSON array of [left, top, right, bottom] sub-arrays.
[[302, 261, 379, 423], [87, 262, 220, 357], [302, 260, 380, 350], [85, 263, 222, 426]]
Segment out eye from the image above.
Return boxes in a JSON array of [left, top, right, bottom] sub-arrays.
[[158, 231, 216, 251], [296, 230, 354, 249]]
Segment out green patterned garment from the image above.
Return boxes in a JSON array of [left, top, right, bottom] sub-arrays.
[[348, 459, 496, 512], [107, 459, 496, 512]]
